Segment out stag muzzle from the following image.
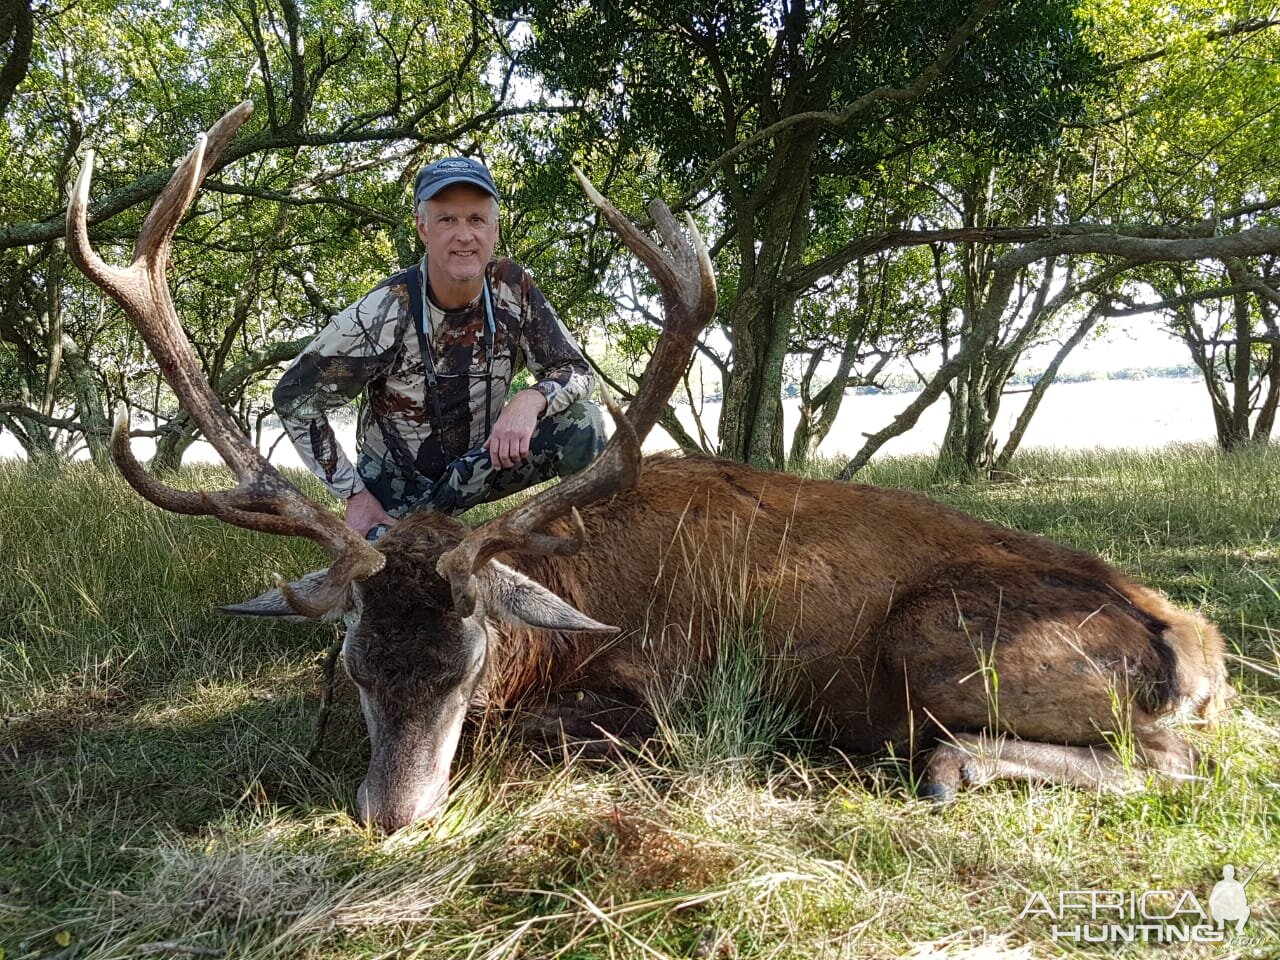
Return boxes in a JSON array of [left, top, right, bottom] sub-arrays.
[[357, 774, 449, 833], [355, 684, 471, 832]]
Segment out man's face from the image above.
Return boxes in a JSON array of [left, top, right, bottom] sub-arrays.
[[416, 184, 499, 295]]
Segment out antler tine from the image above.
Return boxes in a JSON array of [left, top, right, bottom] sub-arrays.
[[134, 102, 252, 260], [647, 200, 696, 276], [67, 151, 131, 306], [70, 104, 386, 597], [436, 171, 717, 616], [571, 166, 716, 442], [572, 166, 683, 297], [110, 407, 205, 514]]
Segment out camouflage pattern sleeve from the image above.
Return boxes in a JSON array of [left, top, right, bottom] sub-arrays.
[[273, 282, 408, 499], [516, 269, 595, 416]]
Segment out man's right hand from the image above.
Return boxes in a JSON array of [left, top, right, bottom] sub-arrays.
[[345, 488, 397, 538]]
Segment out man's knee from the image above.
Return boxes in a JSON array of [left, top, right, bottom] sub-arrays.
[[541, 400, 606, 475]]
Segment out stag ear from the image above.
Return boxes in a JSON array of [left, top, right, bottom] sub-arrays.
[[217, 568, 355, 622], [479, 562, 619, 635]]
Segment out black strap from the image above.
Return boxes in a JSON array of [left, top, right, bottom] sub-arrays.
[[405, 262, 447, 439], [406, 260, 501, 460]]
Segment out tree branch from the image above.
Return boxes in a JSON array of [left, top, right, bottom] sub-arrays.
[[993, 224, 1280, 273], [0, 0, 34, 121], [1101, 284, 1247, 317], [788, 220, 1218, 293], [1102, 17, 1280, 75], [201, 179, 398, 225], [2, 103, 575, 251]]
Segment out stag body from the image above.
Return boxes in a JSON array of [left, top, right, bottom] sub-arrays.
[[343, 454, 1227, 827], [70, 103, 1228, 833]]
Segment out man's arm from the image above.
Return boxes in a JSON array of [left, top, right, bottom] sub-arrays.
[[274, 284, 403, 504], [484, 267, 594, 467], [515, 268, 595, 413]]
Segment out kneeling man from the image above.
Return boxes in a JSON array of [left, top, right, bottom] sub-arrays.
[[275, 156, 603, 538]]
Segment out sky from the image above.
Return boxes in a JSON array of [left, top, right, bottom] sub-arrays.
[[1027, 315, 1189, 373]]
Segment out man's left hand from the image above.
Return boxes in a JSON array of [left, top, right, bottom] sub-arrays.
[[484, 388, 547, 469]]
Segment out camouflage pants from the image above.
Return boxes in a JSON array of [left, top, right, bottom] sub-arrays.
[[358, 401, 606, 528]]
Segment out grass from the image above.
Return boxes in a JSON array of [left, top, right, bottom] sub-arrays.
[[2, 445, 1278, 959]]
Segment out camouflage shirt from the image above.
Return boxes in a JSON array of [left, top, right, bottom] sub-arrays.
[[274, 257, 594, 499]]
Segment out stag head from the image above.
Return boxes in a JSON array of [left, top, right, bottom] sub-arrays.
[[68, 103, 716, 831]]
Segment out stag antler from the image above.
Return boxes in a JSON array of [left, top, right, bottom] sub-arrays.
[[67, 102, 385, 608], [436, 169, 717, 615]]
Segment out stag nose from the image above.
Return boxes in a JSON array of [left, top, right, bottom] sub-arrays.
[[357, 778, 448, 833]]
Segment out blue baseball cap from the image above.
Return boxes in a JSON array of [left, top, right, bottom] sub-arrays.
[[413, 157, 500, 205]]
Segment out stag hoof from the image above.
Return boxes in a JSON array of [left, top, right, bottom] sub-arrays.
[[917, 780, 958, 805]]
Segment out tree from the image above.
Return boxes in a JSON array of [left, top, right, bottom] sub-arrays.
[[1111, 257, 1280, 449], [1091, 1, 1280, 448], [502, 0, 1103, 468]]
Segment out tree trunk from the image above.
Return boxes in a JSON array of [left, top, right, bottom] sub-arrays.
[[658, 405, 708, 456], [786, 263, 890, 472], [1226, 277, 1253, 449], [1253, 344, 1280, 442], [717, 128, 816, 470], [149, 417, 200, 473], [717, 285, 766, 462], [719, 278, 798, 468], [836, 334, 989, 480], [935, 263, 1020, 481], [993, 302, 1102, 473], [0, 411, 58, 461], [62, 335, 111, 469]]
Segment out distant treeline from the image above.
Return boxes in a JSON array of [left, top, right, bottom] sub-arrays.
[[844, 364, 1199, 396]]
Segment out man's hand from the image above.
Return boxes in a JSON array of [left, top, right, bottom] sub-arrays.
[[345, 488, 397, 538], [484, 388, 547, 469]]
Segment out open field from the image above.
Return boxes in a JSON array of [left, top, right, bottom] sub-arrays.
[[2, 445, 1278, 959]]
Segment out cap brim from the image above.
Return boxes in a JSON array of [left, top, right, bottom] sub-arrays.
[[417, 174, 499, 203]]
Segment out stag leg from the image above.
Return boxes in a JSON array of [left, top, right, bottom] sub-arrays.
[[920, 725, 1202, 802]]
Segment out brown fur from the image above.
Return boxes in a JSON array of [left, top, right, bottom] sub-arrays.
[[408, 453, 1228, 782]]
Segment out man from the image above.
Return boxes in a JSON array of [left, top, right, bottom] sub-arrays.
[[274, 156, 603, 538]]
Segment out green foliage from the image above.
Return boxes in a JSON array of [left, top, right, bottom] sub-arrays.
[[4, 0, 1280, 488], [506, 0, 1099, 192], [1080, 0, 1280, 219], [495, 0, 1105, 468]]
